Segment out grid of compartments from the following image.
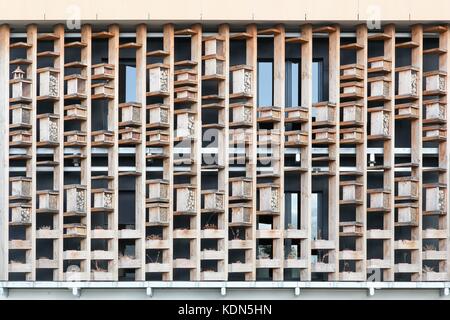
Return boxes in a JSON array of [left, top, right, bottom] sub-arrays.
[[0, 23, 449, 282]]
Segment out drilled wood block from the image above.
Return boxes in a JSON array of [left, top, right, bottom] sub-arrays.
[[39, 68, 59, 97], [230, 65, 252, 95], [397, 67, 418, 96], [38, 114, 59, 143], [149, 64, 169, 93], [66, 185, 87, 213]]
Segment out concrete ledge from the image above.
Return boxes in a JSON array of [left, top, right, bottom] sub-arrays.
[[1, 281, 450, 299], [1, 0, 450, 22]]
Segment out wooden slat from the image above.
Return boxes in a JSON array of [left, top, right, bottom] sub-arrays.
[[28, 24, 38, 281], [81, 24, 92, 279], [164, 23, 175, 281], [192, 23, 202, 281], [54, 24, 65, 281], [135, 24, 147, 281], [411, 24, 423, 281], [272, 24, 285, 281], [218, 23, 230, 279], [384, 23, 395, 281], [329, 25, 340, 281], [108, 24, 120, 280], [356, 24, 368, 280], [0, 24, 9, 280], [247, 23, 257, 281], [300, 24, 312, 281]]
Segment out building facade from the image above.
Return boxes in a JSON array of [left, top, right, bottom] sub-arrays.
[[1, 0, 450, 298]]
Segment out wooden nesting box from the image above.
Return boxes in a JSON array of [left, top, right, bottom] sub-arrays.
[[369, 76, 390, 97], [92, 63, 114, 79], [65, 104, 87, 119], [230, 65, 252, 95], [231, 205, 251, 224], [37, 190, 59, 211], [313, 102, 335, 123], [119, 103, 141, 125], [312, 128, 335, 143], [340, 222, 363, 235], [65, 74, 86, 96], [369, 190, 389, 209], [397, 204, 418, 225], [37, 113, 59, 143], [397, 66, 419, 96], [368, 57, 391, 72], [423, 125, 446, 141], [258, 184, 279, 212], [370, 109, 390, 137], [147, 203, 169, 224], [93, 189, 113, 209], [10, 203, 32, 224], [204, 56, 224, 76], [342, 103, 362, 123], [424, 70, 446, 93], [341, 181, 363, 202], [396, 103, 419, 118], [91, 130, 114, 146], [11, 78, 32, 100], [175, 109, 196, 138], [285, 130, 308, 146], [10, 176, 31, 198], [64, 131, 87, 146], [204, 36, 224, 56], [175, 69, 197, 83], [230, 128, 252, 144], [10, 130, 31, 145], [148, 63, 169, 93], [174, 86, 197, 101], [425, 184, 446, 212], [340, 81, 363, 97], [258, 129, 280, 145], [203, 190, 224, 211], [340, 64, 363, 79], [10, 104, 31, 127], [119, 127, 141, 143], [285, 106, 308, 122], [341, 128, 363, 142], [231, 104, 252, 125], [230, 177, 252, 199], [147, 130, 169, 144], [148, 104, 169, 127], [92, 82, 114, 97], [258, 106, 281, 121], [424, 100, 446, 122], [396, 177, 419, 199], [66, 185, 86, 213], [38, 68, 59, 97], [11, 66, 31, 99], [65, 224, 87, 237], [176, 185, 196, 212], [147, 179, 169, 201]]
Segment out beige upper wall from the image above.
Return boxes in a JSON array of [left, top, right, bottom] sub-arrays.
[[0, 0, 449, 22]]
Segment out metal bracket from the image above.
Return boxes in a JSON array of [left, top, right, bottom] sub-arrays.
[[0, 287, 8, 298], [220, 286, 226, 296], [71, 287, 81, 297], [294, 286, 301, 296], [146, 287, 153, 297]]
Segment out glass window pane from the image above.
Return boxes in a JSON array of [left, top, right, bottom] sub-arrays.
[[258, 61, 273, 106], [286, 61, 299, 107], [312, 61, 320, 104], [125, 65, 136, 103]]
